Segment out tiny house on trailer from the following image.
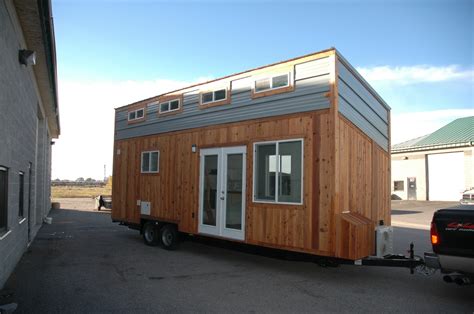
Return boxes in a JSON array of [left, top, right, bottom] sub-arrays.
[[112, 48, 391, 260]]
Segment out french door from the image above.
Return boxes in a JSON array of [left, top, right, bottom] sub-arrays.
[[199, 146, 246, 240]]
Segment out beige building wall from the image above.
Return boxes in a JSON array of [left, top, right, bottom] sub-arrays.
[[391, 154, 426, 200], [391, 146, 473, 201]]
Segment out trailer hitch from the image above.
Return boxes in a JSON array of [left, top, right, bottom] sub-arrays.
[[354, 242, 426, 274]]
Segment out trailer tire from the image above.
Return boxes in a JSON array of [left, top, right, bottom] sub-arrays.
[[143, 222, 160, 246], [159, 224, 179, 250]]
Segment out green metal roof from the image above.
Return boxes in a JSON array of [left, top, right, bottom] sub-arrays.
[[392, 116, 474, 153]]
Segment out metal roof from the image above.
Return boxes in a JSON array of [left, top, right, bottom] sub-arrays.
[[392, 116, 474, 153]]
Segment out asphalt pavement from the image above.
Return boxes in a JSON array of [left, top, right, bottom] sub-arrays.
[[3, 199, 474, 313]]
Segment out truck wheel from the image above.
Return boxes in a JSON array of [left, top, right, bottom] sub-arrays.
[[143, 222, 160, 246], [159, 224, 179, 250]]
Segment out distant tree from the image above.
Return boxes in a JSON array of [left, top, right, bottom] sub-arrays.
[[53, 178, 61, 182], [76, 177, 84, 182], [85, 178, 94, 182]]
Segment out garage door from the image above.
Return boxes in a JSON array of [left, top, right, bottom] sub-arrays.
[[428, 152, 464, 201]]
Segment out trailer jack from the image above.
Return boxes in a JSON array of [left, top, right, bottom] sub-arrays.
[[354, 243, 426, 274]]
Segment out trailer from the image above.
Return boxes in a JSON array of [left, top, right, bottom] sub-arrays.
[[112, 48, 393, 261]]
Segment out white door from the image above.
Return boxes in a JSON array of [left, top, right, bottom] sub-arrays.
[[428, 152, 465, 201], [199, 146, 246, 240]]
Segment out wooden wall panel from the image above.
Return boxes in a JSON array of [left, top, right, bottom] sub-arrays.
[[333, 116, 391, 258], [113, 113, 316, 252], [313, 112, 333, 254]]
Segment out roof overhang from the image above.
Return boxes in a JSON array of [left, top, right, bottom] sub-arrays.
[[14, 0, 60, 138]]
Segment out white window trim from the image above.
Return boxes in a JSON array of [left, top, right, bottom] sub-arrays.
[[128, 108, 145, 121], [200, 88, 228, 105], [159, 98, 181, 114], [253, 72, 291, 94], [252, 138, 304, 205], [141, 150, 160, 173]]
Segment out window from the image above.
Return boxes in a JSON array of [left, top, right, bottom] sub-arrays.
[[201, 89, 227, 105], [159, 99, 180, 114], [254, 73, 290, 93], [394, 181, 404, 191], [19, 172, 24, 218], [128, 108, 145, 121], [0, 166, 8, 232], [254, 139, 303, 204], [141, 151, 159, 173]]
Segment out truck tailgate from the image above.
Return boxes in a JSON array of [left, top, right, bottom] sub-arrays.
[[432, 205, 474, 257]]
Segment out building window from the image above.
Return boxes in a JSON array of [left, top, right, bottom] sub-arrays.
[[0, 166, 8, 232], [394, 181, 404, 191], [201, 89, 227, 105], [159, 99, 180, 114], [19, 172, 24, 218], [128, 108, 145, 122], [253, 139, 303, 204], [141, 151, 159, 173], [254, 73, 290, 93]]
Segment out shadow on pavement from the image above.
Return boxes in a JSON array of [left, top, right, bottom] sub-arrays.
[[391, 209, 423, 215]]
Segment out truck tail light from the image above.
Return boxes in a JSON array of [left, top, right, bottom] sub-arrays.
[[430, 222, 439, 245]]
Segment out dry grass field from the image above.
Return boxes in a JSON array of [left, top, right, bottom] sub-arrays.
[[51, 185, 112, 198]]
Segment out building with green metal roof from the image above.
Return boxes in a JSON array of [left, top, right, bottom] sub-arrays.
[[391, 116, 473, 201]]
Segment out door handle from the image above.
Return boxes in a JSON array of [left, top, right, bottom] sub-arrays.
[[220, 196, 225, 200]]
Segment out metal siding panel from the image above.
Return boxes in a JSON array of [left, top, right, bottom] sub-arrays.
[[338, 79, 388, 136], [183, 90, 199, 104], [339, 97, 389, 151], [115, 75, 330, 140], [337, 60, 388, 122], [295, 57, 331, 80]]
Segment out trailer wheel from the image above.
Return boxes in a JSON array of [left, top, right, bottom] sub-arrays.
[[159, 224, 179, 250], [143, 222, 160, 246]]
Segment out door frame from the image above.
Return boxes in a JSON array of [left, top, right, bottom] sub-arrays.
[[198, 146, 246, 241]]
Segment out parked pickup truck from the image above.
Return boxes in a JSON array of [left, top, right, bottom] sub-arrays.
[[425, 205, 474, 285]]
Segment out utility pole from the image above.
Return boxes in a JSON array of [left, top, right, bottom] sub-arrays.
[[104, 164, 106, 182]]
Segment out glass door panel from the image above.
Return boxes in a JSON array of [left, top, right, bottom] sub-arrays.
[[225, 154, 243, 230], [202, 155, 218, 226]]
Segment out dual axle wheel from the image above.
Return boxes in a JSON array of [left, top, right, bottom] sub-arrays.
[[142, 222, 179, 250]]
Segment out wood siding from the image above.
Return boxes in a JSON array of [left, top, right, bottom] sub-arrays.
[[113, 113, 315, 251], [335, 116, 391, 257], [112, 109, 390, 260]]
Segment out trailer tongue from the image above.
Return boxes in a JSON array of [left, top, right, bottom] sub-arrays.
[[354, 243, 425, 274]]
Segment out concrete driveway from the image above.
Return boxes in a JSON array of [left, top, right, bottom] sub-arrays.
[[391, 200, 459, 230], [3, 199, 473, 313]]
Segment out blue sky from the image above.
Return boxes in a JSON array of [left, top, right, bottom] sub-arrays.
[[51, 0, 473, 179]]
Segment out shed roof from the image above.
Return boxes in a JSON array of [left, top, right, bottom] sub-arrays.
[[392, 116, 474, 153]]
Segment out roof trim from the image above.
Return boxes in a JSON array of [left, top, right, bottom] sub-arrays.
[[392, 141, 473, 154], [38, 0, 60, 135], [335, 49, 391, 111], [115, 47, 336, 111]]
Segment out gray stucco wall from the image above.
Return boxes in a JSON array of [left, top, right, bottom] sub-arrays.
[[0, 1, 52, 288], [115, 57, 332, 140], [336, 54, 390, 151]]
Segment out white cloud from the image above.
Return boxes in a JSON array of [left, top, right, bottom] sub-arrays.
[[391, 109, 474, 145], [356, 65, 474, 85], [52, 77, 211, 180]]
